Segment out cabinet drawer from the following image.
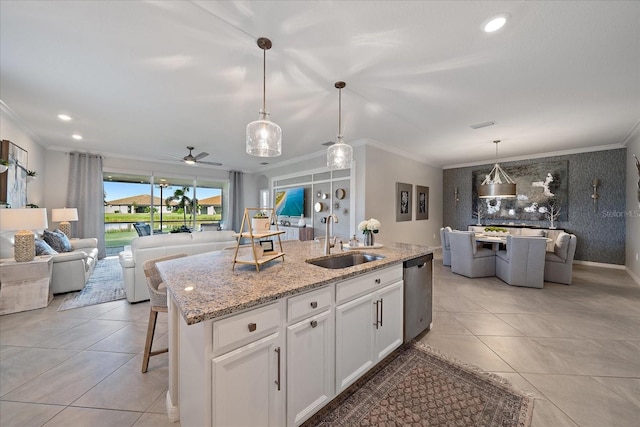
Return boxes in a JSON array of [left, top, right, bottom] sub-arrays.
[[336, 265, 402, 305], [213, 302, 282, 356], [287, 285, 332, 324]]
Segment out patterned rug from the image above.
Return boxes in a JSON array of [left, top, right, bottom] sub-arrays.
[[57, 257, 126, 311], [304, 343, 533, 427]]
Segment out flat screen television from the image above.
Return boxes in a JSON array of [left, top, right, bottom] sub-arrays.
[[275, 187, 305, 217]]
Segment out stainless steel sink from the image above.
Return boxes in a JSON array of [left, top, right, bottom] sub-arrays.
[[306, 252, 385, 269]]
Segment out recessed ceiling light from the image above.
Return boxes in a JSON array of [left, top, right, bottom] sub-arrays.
[[72, 134, 83, 140], [57, 114, 72, 121], [483, 14, 509, 33]]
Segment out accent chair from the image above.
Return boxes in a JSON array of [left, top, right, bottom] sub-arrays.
[[496, 236, 547, 288], [448, 231, 495, 278], [439, 226, 452, 266], [544, 232, 577, 284]]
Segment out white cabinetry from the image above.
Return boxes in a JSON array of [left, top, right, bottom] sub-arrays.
[[286, 286, 335, 427], [212, 333, 284, 427], [335, 266, 403, 394]]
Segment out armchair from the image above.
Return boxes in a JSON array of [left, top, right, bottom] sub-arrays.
[[50, 237, 99, 294], [496, 236, 547, 288], [439, 226, 452, 266], [544, 232, 577, 284], [448, 231, 495, 278]]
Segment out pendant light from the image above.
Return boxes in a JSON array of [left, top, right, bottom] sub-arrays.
[[478, 140, 516, 198], [246, 37, 282, 157], [327, 81, 353, 169]]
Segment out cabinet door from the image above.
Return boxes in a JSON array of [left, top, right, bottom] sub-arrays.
[[287, 309, 334, 427], [373, 280, 404, 362], [335, 292, 375, 394], [212, 332, 284, 427]]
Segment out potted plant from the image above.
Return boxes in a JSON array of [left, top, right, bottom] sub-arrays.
[[0, 159, 9, 174], [251, 211, 270, 233]]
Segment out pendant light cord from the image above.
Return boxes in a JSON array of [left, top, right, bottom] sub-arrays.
[[338, 86, 342, 138]]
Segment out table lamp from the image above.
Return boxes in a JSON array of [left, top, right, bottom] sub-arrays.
[[52, 208, 78, 237], [0, 208, 48, 262]]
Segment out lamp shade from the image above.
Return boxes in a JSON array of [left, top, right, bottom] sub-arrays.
[[52, 208, 78, 222], [0, 208, 48, 231], [246, 114, 282, 157]]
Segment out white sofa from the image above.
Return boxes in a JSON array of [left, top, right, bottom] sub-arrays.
[[1, 232, 98, 294], [119, 231, 237, 302]]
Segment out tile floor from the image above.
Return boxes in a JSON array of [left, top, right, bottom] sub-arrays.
[[1, 253, 639, 426]]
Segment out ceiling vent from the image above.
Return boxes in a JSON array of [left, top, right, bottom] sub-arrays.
[[470, 121, 496, 129]]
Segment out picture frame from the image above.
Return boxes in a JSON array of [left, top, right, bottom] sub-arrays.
[[0, 140, 28, 208], [395, 182, 412, 222], [416, 185, 429, 220], [259, 239, 274, 252]]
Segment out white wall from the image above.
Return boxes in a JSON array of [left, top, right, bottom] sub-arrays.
[[626, 124, 640, 283], [0, 107, 47, 209], [363, 145, 443, 247]]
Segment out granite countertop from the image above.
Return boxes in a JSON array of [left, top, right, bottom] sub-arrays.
[[157, 240, 432, 325]]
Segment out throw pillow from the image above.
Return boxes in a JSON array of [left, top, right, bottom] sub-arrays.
[[42, 229, 73, 253], [554, 232, 570, 260], [35, 238, 59, 256]]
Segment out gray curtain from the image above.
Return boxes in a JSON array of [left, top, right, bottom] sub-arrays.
[[228, 170, 244, 233], [67, 152, 106, 259]]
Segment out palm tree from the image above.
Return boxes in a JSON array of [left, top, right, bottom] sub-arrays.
[[166, 186, 192, 226]]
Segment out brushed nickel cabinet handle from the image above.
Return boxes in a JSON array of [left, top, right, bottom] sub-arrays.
[[310, 320, 318, 328], [248, 322, 257, 332], [310, 301, 318, 309], [373, 300, 379, 329], [274, 347, 281, 391], [379, 298, 383, 327]]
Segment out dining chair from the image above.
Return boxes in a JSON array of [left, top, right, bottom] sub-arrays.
[[448, 231, 495, 278], [544, 232, 577, 284], [439, 226, 452, 266], [141, 253, 188, 373], [496, 236, 547, 288]]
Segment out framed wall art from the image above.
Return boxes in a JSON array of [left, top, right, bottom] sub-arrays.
[[0, 140, 28, 208], [396, 182, 412, 222], [416, 185, 429, 220]]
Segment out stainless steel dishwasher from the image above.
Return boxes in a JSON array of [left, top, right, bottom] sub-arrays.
[[403, 253, 433, 342]]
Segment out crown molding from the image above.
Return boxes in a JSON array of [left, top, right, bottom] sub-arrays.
[[443, 144, 626, 169]]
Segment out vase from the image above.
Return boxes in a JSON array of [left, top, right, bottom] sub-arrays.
[[364, 232, 374, 247], [298, 214, 305, 227]]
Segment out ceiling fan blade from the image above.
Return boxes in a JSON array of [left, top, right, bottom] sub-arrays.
[[198, 160, 223, 166], [194, 152, 209, 160]]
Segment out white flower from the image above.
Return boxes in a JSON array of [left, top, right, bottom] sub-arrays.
[[359, 218, 381, 233], [367, 218, 381, 231]]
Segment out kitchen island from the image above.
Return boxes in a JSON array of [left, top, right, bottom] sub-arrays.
[[158, 240, 432, 426]]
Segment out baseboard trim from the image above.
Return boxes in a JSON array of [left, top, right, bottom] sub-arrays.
[[166, 390, 179, 423], [573, 260, 625, 269], [625, 267, 640, 285]]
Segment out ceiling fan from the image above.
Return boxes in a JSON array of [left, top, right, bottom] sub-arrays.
[[173, 146, 222, 166]]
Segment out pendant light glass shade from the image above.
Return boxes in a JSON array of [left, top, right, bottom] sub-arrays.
[[327, 81, 352, 169], [246, 111, 282, 157], [246, 37, 281, 157], [478, 140, 516, 198]]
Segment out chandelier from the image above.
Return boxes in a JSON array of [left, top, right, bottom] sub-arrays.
[[478, 140, 516, 198]]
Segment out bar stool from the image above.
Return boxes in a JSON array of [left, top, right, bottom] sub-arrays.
[[141, 253, 187, 373]]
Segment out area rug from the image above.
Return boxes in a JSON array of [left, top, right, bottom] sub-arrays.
[[57, 257, 126, 311], [303, 343, 533, 427]]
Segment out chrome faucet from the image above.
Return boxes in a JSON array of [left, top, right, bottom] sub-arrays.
[[324, 213, 339, 255]]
